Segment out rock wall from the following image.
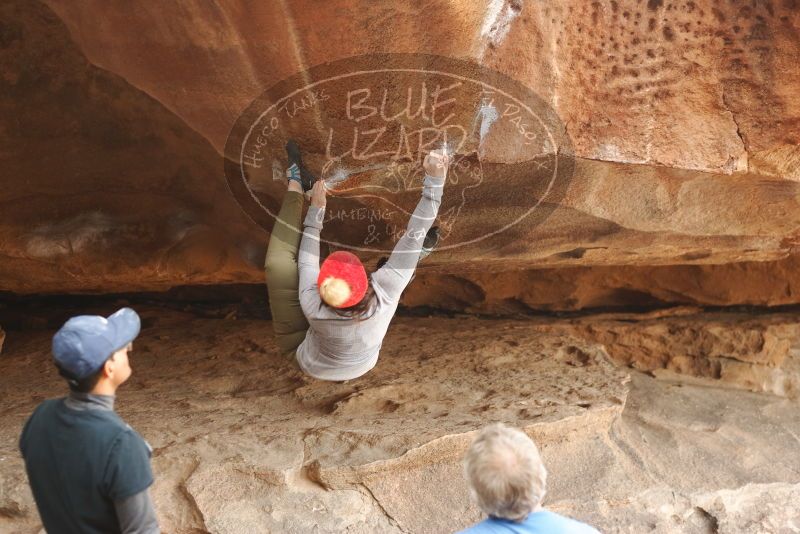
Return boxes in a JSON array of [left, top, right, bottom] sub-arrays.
[[42, 0, 800, 173], [0, 1, 798, 309], [404, 252, 800, 311], [570, 308, 800, 398], [0, 1, 263, 294]]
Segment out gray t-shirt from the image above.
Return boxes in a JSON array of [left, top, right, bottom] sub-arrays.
[[296, 174, 445, 380]]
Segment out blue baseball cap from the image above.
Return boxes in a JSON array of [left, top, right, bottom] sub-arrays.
[[52, 308, 141, 380]]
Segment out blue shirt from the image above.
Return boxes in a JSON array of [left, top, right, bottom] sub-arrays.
[[459, 510, 600, 534]]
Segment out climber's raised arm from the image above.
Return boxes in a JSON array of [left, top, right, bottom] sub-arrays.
[[372, 150, 449, 301], [298, 180, 327, 315]]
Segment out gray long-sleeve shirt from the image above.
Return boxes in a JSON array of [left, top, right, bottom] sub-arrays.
[[296, 174, 445, 380]]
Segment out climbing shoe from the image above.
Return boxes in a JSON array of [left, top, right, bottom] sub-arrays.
[[375, 226, 440, 272], [285, 139, 318, 192], [419, 226, 440, 262]]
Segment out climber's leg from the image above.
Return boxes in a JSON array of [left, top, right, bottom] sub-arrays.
[[265, 181, 310, 359]]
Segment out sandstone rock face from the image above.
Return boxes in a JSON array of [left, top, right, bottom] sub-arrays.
[[0, 1, 799, 307], [43, 0, 800, 174], [0, 1, 263, 294], [691, 484, 800, 533], [405, 252, 800, 312], [2, 309, 799, 533], [565, 308, 800, 398]]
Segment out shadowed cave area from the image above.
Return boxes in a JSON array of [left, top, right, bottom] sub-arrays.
[[1, 1, 799, 533]]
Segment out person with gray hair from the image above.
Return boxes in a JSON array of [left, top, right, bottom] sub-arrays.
[[458, 423, 598, 533]]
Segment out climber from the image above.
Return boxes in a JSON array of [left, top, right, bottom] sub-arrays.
[[19, 308, 159, 534], [264, 140, 448, 380], [458, 423, 599, 534]]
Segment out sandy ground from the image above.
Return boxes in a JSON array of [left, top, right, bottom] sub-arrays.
[[1, 307, 799, 533]]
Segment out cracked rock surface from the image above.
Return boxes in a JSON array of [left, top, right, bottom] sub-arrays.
[[1, 307, 799, 533]]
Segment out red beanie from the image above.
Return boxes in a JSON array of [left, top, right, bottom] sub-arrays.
[[317, 251, 368, 308]]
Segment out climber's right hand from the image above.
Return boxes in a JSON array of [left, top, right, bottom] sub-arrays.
[[423, 149, 451, 178], [310, 180, 327, 209]]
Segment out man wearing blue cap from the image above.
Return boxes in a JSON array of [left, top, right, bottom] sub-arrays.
[[19, 308, 159, 534]]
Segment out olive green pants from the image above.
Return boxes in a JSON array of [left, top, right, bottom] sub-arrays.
[[265, 190, 310, 359]]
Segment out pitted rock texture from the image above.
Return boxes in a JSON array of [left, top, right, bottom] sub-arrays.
[[0, 1, 799, 305], [563, 308, 800, 398], [1, 308, 799, 533], [570, 483, 800, 534], [42, 0, 800, 174]]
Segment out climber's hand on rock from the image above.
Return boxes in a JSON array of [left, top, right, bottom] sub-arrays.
[[310, 180, 327, 209], [424, 149, 450, 178]]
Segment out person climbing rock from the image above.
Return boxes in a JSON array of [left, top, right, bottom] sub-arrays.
[[19, 308, 159, 534], [264, 141, 449, 380]]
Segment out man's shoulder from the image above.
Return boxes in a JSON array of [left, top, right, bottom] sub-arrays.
[[23, 398, 67, 431], [69, 403, 129, 431], [456, 519, 496, 534], [459, 511, 599, 534], [32, 397, 62, 414], [20, 399, 128, 455], [105, 422, 153, 473], [528, 510, 599, 533], [112, 421, 149, 447], [31, 397, 130, 435], [92, 413, 148, 453], [20, 399, 60, 449]]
